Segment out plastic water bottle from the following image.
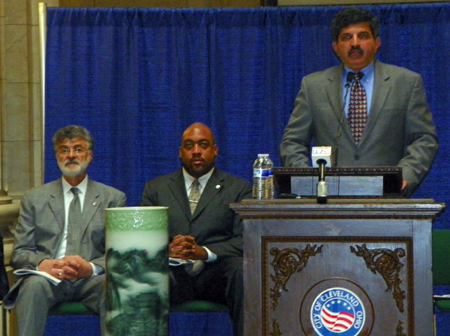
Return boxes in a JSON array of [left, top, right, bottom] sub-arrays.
[[253, 154, 267, 199], [265, 154, 274, 199], [253, 154, 274, 199]]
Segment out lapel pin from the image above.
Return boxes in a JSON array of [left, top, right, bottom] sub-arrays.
[[216, 185, 221, 189], [93, 202, 98, 206]]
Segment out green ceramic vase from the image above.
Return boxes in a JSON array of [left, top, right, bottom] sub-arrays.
[[105, 206, 169, 336]]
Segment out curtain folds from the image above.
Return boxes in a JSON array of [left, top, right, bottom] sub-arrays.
[[46, 4, 450, 228]]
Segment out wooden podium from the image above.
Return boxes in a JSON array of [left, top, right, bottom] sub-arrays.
[[231, 199, 445, 336]]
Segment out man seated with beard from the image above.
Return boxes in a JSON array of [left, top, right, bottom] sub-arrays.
[[3, 125, 126, 336]]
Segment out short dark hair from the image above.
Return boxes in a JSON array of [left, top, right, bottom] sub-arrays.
[[52, 125, 94, 152], [331, 7, 379, 42]]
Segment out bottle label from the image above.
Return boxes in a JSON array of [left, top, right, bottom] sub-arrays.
[[253, 168, 269, 178]]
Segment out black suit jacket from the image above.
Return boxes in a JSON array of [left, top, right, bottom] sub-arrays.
[[141, 168, 252, 258]]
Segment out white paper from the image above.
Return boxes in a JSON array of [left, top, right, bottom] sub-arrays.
[[14, 269, 61, 285], [169, 258, 194, 266]]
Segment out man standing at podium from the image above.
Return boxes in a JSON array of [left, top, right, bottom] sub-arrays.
[[280, 7, 438, 197]]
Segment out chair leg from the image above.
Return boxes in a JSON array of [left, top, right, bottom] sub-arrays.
[[434, 313, 437, 336]]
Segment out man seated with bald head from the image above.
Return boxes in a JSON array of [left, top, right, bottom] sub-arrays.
[[141, 122, 252, 336]]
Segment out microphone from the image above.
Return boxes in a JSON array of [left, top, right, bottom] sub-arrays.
[[312, 146, 332, 168], [334, 72, 355, 166], [312, 147, 332, 204]]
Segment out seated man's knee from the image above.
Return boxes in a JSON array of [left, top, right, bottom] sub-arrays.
[[224, 257, 243, 282], [22, 275, 53, 290]]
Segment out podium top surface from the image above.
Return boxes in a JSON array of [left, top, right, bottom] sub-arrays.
[[273, 166, 402, 175], [231, 198, 445, 219], [239, 198, 437, 204]]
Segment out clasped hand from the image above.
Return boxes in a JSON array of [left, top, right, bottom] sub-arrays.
[[39, 255, 93, 280], [169, 235, 207, 260]]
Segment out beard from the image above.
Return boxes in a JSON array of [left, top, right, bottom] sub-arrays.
[[58, 158, 90, 177], [181, 158, 214, 179]]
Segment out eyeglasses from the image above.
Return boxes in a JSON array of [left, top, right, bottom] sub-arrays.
[[58, 147, 87, 155]]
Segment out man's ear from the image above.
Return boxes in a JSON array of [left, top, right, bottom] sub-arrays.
[[375, 37, 381, 53]]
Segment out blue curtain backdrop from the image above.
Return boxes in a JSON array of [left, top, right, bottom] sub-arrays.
[[45, 4, 450, 222]]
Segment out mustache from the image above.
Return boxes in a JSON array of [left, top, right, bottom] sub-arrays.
[[64, 159, 79, 166], [190, 158, 205, 163], [348, 46, 363, 54]]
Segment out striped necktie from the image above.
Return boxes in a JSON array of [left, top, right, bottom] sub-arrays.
[[189, 180, 200, 214], [186, 179, 204, 275]]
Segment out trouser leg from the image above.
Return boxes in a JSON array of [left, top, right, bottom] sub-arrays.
[[193, 257, 244, 336], [73, 275, 105, 335], [15, 276, 67, 336]]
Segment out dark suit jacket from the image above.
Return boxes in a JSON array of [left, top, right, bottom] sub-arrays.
[[280, 61, 438, 197], [141, 168, 252, 258], [3, 177, 126, 309]]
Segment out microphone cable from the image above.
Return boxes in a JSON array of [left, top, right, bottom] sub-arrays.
[[334, 72, 355, 166]]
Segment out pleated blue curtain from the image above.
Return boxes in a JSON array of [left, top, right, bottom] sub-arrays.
[[46, 4, 450, 229], [45, 6, 338, 206]]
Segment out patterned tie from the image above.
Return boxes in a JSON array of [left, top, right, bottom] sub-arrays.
[[348, 72, 367, 145], [189, 180, 200, 214], [186, 179, 204, 275], [66, 187, 82, 256]]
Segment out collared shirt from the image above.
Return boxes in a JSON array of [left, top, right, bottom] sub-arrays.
[[342, 62, 375, 118], [55, 177, 88, 259], [181, 167, 217, 262], [182, 167, 214, 196], [52, 176, 101, 276]]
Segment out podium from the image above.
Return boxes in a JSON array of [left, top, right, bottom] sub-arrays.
[[231, 199, 445, 336], [274, 167, 402, 197]]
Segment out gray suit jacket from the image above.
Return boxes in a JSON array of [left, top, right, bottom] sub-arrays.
[[3, 178, 126, 309], [141, 168, 252, 258], [280, 61, 438, 197]]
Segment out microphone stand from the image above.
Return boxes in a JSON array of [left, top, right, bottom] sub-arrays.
[[316, 159, 327, 204]]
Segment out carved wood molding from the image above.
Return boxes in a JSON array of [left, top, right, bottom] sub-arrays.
[[350, 244, 406, 312], [232, 199, 445, 220], [270, 318, 282, 336], [395, 320, 407, 336], [269, 244, 323, 310]]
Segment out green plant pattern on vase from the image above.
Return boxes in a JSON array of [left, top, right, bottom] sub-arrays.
[[105, 206, 169, 336]]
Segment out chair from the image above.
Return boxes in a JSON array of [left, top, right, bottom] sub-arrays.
[[44, 302, 100, 336], [6, 277, 232, 336], [0, 234, 9, 336], [432, 229, 450, 336], [5, 276, 101, 336], [44, 300, 233, 336], [170, 300, 233, 336]]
